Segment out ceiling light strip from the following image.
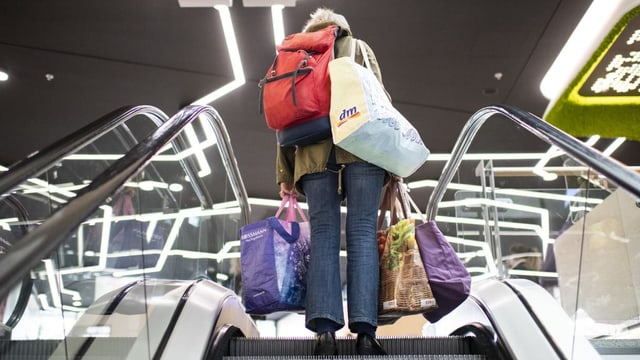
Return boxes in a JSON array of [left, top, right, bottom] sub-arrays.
[[184, 123, 212, 177], [439, 197, 551, 251], [192, 5, 245, 105], [25, 178, 77, 198], [271, 5, 285, 48], [17, 184, 69, 204], [407, 179, 604, 204], [602, 137, 626, 156], [112, 216, 185, 277], [490, 165, 640, 177], [532, 135, 601, 181], [42, 259, 62, 308], [426, 153, 552, 162], [540, 0, 633, 100]]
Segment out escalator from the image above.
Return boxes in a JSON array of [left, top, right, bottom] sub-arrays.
[[0, 104, 638, 359], [0, 278, 595, 359], [0, 104, 252, 359]]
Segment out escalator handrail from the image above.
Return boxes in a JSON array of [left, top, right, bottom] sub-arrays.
[[426, 104, 640, 221], [0, 104, 246, 300], [1, 196, 32, 331], [200, 107, 251, 224], [0, 105, 169, 200]]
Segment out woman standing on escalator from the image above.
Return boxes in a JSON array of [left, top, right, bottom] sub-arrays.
[[276, 7, 389, 356]]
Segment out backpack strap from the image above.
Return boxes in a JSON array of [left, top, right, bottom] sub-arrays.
[[289, 51, 312, 106]]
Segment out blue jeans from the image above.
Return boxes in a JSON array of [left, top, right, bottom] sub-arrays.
[[301, 160, 385, 333]]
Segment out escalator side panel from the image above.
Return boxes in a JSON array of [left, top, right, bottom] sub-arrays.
[[161, 279, 259, 359], [431, 296, 495, 337], [505, 279, 602, 360], [117, 280, 198, 360], [50, 279, 190, 359], [435, 279, 563, 360], [471, 279, 563, 359]]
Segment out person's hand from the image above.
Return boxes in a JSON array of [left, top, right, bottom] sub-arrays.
[[279, 182, 298, 198]]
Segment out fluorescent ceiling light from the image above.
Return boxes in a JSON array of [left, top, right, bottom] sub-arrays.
[[271, 5, 285, 48], [602, 137, 626, 156], [184, 122, 212, 177], [192, 5, 245, 105], [0, 69, 8, 82], [243, 0, 296, 6], [178, 0, 231, 6], [528, 135, 599, 181], [169, 183, 184, 192], [425, 152, 557, 162], [138, 180, 165, 191], [407, 179, 603, 205], [65, 115, 217, 174], [540, 0, 639, 101]]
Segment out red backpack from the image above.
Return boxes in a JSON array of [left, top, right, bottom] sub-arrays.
[[259, 25, 340, 146]]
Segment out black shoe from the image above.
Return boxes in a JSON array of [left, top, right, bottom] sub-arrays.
[[356, 333, 387, 355], [314, 332, 338, 356]]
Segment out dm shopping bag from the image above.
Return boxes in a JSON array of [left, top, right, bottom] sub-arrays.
[[406, 193, 471, 323], [329, 39, 429, 177], [378, 177, 437, 316], [240, 195, 310, 314]]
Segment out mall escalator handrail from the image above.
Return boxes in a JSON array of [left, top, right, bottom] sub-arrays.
[[426, 104, 640, 221], [201, 105, 251, 223], [0, 105, 169, 200], [1, 196, 33, 332], [0, 104, 248, 300]]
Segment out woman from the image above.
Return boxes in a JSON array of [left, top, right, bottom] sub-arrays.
[[276, 7, 389, 356]]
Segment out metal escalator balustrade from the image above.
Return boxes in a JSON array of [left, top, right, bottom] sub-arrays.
[[421, 104, 640, 359], [426, 104, 640, 221], [0, 105, 176, 336], [4, 102, 637, 359], [0, 104, 252, 359], [0, 105, 199, 295], [0, 104, 249, 300], [0, 105, 169, 202]]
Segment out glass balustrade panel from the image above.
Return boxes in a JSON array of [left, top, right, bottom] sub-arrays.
[[428, 117, 639, 354], [1, 112, 243, 358]]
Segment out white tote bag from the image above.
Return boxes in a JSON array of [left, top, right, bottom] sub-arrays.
[[328, 39, 429, 177]]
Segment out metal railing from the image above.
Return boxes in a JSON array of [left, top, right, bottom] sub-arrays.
[[0, 105, 168, 200], [426, 104, 640, 221], [0, 104, 250, 300]]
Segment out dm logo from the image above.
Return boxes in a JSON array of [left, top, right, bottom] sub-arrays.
[[337, 106, 360, 126]]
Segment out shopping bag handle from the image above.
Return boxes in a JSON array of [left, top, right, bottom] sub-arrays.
[[267, 217, 300, 244], [275, 195, 309, 222], [405, 191, 429, 223], [377, 176, 411, 229], [350, 38, 372, 70]]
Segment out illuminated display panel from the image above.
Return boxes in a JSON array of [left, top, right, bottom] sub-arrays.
[[579, 14, 640, 98], [544, 5, 640, 141]]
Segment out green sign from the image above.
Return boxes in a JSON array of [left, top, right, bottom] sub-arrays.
[[545, 6, 640, 140], [579, 14, 640, 99]]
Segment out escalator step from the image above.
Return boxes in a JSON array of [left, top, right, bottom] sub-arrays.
[[0, 339, 60, 360], [224, 356, 486, 360], [0, 337, 139, 360], [229, 336, 480, 357]]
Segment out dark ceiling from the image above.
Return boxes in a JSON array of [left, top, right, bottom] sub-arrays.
[[1, 0, 637, 203]]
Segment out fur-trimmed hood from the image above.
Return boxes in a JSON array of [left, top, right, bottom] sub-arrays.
[[302, 7, 352, 34]]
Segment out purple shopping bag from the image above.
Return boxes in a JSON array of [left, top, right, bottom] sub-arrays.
[[240, 196, 310, 314], [415, 220, 471, 322], [396, 180, 471, 322]]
